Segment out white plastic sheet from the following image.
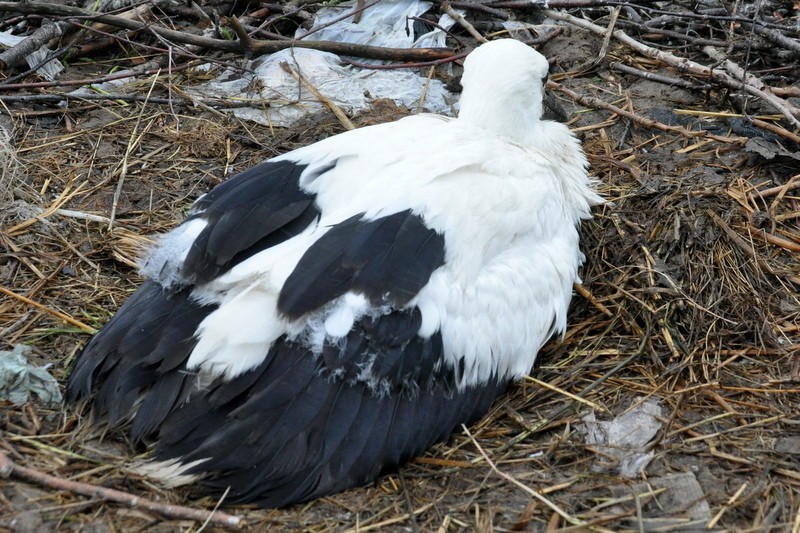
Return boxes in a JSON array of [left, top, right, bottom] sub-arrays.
[[191, 0, 457, 127], [297, 0, 451, 49]]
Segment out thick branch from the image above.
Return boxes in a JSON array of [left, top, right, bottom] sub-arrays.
[[739, 21, 800, 56], [0, 92, 267, 107], [0, 20, 68, 70], [702, 46, 800, 128], [0, 2, 454, 62]]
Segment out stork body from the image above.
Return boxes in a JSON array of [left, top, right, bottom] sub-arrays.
[[68, 39, 602, 506]]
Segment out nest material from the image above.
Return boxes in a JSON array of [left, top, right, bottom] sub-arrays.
[[1, 0, 799, 530]]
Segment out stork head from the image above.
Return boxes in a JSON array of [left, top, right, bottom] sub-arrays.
[[457, 39, 553, 144]]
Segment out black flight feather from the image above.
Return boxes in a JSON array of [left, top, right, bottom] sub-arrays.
[[181, 160, 322, 284], [146, 307, 509, 506], [278, 210, 445, 318], [67, 281, 216, 437]]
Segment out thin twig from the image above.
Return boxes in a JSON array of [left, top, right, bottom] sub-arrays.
[[0, 286, 96, 333], [738, 20, 800, 56], [609, 61, 712, 90], [462, 425, 592, 529], [702, 46, 800, 129], [0, 61, 196, 91], [108, 73, 159, 230], [574, 282, 614, 317], [549, 80, 746, 143], [598, 5, 621, 60], [498, 327, 651, 452], [751, 118, 800, 144], [449, 1, 510, 20], [0, 92, 268, 109], [280, 61, 355, 130], [441, 1, 487, 43], [296, 0, 382, 40], [523, 375, 607, 411], [344, 50, 469, 70]]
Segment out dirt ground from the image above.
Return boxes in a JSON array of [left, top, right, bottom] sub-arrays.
[[1, 1, 799, 531]]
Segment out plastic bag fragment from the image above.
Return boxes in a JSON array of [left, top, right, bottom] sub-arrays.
[[580, 397, 663, 477], [0, 345, 63, 407], [190, 0, 456, 127], [0, 31, 64, 81]]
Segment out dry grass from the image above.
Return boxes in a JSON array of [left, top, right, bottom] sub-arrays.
[[1, 29, 799, 533]]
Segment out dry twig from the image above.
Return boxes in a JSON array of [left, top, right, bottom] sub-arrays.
[[0, 451, 243, 528], [462, 425, 600, 530], [280, 61, 355, 130], [544, 8, 800, 129], [549, 80, 746, 143]]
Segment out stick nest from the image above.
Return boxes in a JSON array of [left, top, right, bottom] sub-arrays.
[[0, 0, 799, 530]]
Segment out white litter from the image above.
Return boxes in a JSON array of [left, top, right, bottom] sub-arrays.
[[0, 345, 63, 407], [580, 397, 663, 478], [609, 472, 713, 530], [0, 31, 63, 81], [297, 0, 451, 49], [190, 0, 458, 127]]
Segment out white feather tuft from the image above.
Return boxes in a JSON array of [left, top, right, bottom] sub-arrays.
[[140, 218, 207, 287], [188, 284, 287, 379], [129, 458, 206, 488]]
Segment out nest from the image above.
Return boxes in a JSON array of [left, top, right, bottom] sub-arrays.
[[1, 0, 799, 530]]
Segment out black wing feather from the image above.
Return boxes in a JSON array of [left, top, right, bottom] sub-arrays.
[[67, 282, 215, 428], [154, 316, 507, 506], [278, 210, 445, 318], [181, 160, 322, 284], [69, 160, 327, 435]]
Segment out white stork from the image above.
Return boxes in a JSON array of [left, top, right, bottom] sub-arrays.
[[68, 38, 602, 506]]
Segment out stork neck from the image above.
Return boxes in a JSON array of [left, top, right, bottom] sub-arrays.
[[457, 91, 543, 145]]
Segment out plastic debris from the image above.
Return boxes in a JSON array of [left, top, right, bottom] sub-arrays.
[[580, 397, 662, 477], [296, 0, 451, 49], [0, 345, 63, 407], [190, 0, 457, 127], [203, 48, 452, 128], [0, 31, 64, 81], [66, 71, 141, 100], [501, 20, 543, 41], [775, 436, 800, 454]]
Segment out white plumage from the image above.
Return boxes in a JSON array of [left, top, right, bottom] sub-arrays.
[[69, 39, 602, 507]]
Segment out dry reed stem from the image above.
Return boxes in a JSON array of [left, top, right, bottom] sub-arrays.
[[0, 286, 96, 332], [461, 425, 596, 530]]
